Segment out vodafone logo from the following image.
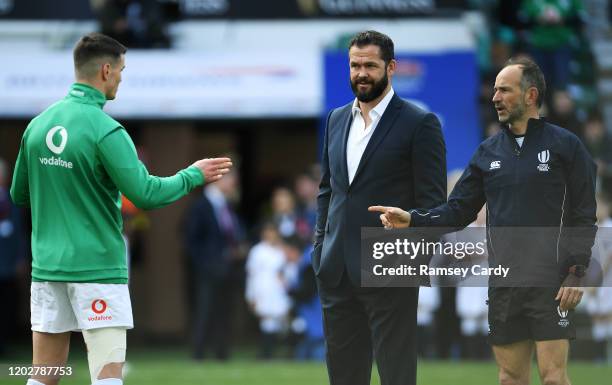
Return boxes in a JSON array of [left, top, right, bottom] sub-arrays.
[[46, 126, 68, 154], [91, 299, 108, 314]]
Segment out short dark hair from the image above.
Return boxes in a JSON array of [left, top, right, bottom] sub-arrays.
[[73, 33, 127, 78], [282, 234, 305, 251], [348, 30, 395, 66], [504, 57, 546, 107]]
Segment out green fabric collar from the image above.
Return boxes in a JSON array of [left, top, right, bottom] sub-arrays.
[[66, 83, 107, 109]]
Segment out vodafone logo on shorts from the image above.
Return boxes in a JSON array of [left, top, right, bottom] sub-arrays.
[[91, 299, 107, 314], [88, 299, 112, 322]]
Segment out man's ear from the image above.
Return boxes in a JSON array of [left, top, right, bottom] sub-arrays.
[[101, 62, 111, 81], [526, 86, 539, 107], [387, 59, 396, 77]]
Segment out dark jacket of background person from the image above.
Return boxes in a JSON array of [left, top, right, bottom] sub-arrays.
[[185, 195, 231, 279], [184, 186, 245, 360], [0, 183, 26, 356], [289, 246, 324, 360], [0, 187, 25, 280]]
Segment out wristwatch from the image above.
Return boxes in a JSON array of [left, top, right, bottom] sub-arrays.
[[568, 264, 587, 278]]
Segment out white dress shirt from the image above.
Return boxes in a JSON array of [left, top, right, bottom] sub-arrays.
[[346, 88, 395, 184]]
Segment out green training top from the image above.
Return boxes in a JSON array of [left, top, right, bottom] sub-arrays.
[[10, 83, 204, 283]]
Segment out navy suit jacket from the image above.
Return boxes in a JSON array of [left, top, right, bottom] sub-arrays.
[[184, 195, 243, 280], [313, 93, 447, 287]]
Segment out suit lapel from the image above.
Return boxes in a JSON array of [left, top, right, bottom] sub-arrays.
[[339, 106, 353, 188], [350, 94, 402, 187]]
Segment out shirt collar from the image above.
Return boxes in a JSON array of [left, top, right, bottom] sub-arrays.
[[204, 184, 227, 209], [502, 117, 545, 138], [66, 83, 107, 109], [352, 88, 395, 119]]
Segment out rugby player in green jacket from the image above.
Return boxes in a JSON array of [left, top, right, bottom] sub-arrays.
[[10, 33, 232, 385]]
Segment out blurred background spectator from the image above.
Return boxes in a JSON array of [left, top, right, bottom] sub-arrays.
[[583, 112, 612, 201], [288, 242, 325, 361], [245, 223, 291, 359], [91, 0, 171, 48], [549, 89, 583, 138], [518, 0, 584, 92], [0, 158, 26, 357], [269, 187, 312, 243], [293, 168, 320, 238], [184, 166, 247, 360], [417, 287, 440, 359], [456, 207, 490, 361], [583, 194, 612, 363]]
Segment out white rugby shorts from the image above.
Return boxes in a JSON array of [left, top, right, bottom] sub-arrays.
[[31, 282, 134, 333]]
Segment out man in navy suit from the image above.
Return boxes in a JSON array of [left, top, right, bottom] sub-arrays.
[[185, 168, 246, 361], [313, 30, 447, 385]]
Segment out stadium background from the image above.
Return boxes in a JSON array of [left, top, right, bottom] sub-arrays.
[[0, 0, 611, 384]]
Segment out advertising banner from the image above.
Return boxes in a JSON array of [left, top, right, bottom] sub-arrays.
[[0, 50, 321, 118]]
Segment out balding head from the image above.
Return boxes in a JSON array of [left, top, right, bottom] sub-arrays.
[[502, 57, 546, 107]]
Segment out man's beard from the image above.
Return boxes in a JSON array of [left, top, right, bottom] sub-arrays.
[[351, 71, 389, 103], [499, 101, 526, 125]]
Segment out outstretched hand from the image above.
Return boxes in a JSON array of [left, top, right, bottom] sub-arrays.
[[368, 206, 411, 229], [191, 157, 233, 184]]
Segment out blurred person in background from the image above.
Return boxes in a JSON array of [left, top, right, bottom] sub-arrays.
[[494, 0, 524, 51], [457, 287, 490, 360], [91, 0, 170, 48], [430, 170, 464, 360], [0, 158, 26, 357], [286, 237, 325, 361], [120, 194, 150, 270], [519, 0, 584, 92], [293, 169, 320, 236], [245, 222, 291, 359], [315, 30, 447, 385], [548, 89, 582, 139], [583, 195, 612, 363], [185, 166, 246, 361], [456, 206, 490, 360], [582, 111, 612, 200], [270, 186, 311, 241], [416, 287, 439, 359], [10, 33, 232, 385]]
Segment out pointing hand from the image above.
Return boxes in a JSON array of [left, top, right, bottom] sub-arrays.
[[368, 206, 411, 229]]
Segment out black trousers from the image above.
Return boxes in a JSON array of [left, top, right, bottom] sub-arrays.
[[192, 273, 232, 360], [317, 272, 419, 385]]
